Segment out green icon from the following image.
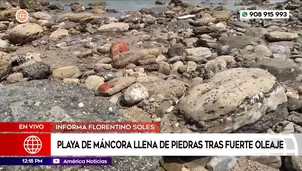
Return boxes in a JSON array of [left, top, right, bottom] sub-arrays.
[[242, 11, 248, 17]]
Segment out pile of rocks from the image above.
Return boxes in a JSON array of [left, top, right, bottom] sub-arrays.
[[1, 0, 302, 170]]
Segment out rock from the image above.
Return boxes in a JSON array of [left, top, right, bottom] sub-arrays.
[[295, 58, 302, 63], [183, 38, 198, 48], [287, 97, 302, 111], [49, 29, 69, 40], [162, 162, 182, 171], [112, 52, 141, 68], [169, 0, 187, 7], [58, 13, 94, 22], [228, 21, 251, 28], [21, 62, 51, 80], [6, 72, 24, 83], [285, 157, 302, 171], [0, 8, 18, 19], [218, 45, 230, 55], [266, 31, 299, 42], [252, 58, 299, 82], [193, 13, 215, 26], [254, 45, 272, 57], [99, 57, 112, 64], [295, 124, 302, 133], [157, 61, 170, 75], [89, 2, 106, 6], [282, 121, 295, 133], [122, 107, 152, 122], [139, 49, 160, 58], [8, 23, 43, 44], [237, 103, 288, 133], [97, 44, 111, 54], [91, 8, 105, 14], [218, 35, 252, 49], [20, 0, 42, 11], [110, 42, 129, 57], [288, 112, 302, 125], [101, 72, 116, 81], [286, 88, 299, 99], [52, 66, 80, 79], [0, 51, 12, 79], [77, 49, 93, 58], [187, 61, 197, 73], [40, 0, 49, 6], [63, 78, 80, 84], [142, 79, 187, 99], [95, 63, 112, 70], [197, 38, 218, 49], [240, 156, 281, 169], [178, 68, 287, 132], [165, 11, 175, 18], [97, 77, 136, 96], [167, 20, 191, 32], [71, 3, 85, 12], [0, 80, 159, 170], [194, 25, 220, 35], [172, 61, 184, 70], [48, 2, 64, 11], [32, 12, 52, 20], [85, 75, 104, 91], [0, 1, 11, 9], [0, 23, 7, 31], [155, 101, 173, 117], [155, 0, 165, 4], [106, 9, 118, 13], [98, 22, 129, 32], [268, 42, 292, 57], [206, 157, 237, 171], [122, 83, 149, 106], [186, 47, 212, 62], [149, 94, 165, 104], [205, 55, 236, 77], [231, 159, 279, 171], [213, 10, 231, 22], [168, 43, 188, 58]]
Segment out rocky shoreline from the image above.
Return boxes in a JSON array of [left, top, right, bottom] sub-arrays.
[[1, 0, 302, 170]]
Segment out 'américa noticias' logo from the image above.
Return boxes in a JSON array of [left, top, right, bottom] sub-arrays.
[[23, 135, 43, 154], [15, 9, 29, 23]]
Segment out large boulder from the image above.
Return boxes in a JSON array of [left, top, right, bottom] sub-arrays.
[[231, 159, 279, 171], [265, 31, 299, 42], [98, 23, 130, 32], [58, 13, 94, 22], [141, 79, 187, 100], [32, 12, 52, 20], [0, 52, 12, 79], [0, 80, 160, 171], [177, 68, 287, 132], [218, 35, 252, 49], [8, 23, 43, 44], [20, 0, 42, 11], [252, 58, 299, 82]]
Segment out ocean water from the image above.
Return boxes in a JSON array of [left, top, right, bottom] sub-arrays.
[[48, 0, 241, 12]]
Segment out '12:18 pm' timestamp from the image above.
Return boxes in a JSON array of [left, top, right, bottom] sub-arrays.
[[22, 158, 44, 164]]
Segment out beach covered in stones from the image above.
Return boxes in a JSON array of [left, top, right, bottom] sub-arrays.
[[1, 0, 302, 170]]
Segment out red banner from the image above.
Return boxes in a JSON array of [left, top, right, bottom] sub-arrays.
[[0, 122, 51, 133], [0, 134, 51, 156], [0, 122, 160, 133]]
